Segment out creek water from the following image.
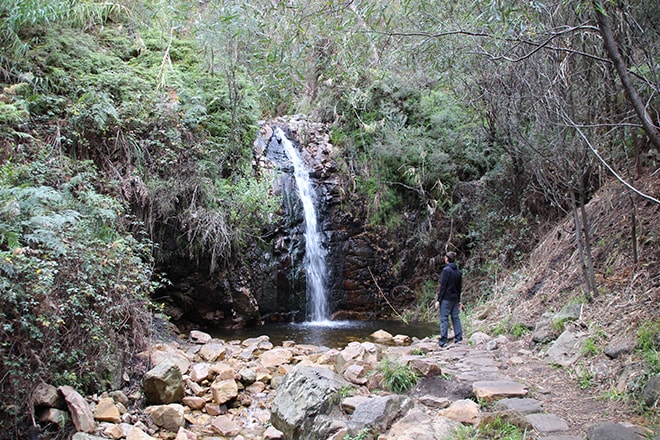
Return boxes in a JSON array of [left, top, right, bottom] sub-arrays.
[[276, 127, 328, 322], [211, 320, 439, 349]]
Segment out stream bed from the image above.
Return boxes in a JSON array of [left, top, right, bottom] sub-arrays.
[[211, 320, 439, 349]]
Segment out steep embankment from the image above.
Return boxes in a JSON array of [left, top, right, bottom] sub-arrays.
[[478, 174, 658, 335], [473, 174, 659, 417]]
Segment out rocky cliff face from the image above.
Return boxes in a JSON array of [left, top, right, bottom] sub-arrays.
[[162, 115, 429, 330]]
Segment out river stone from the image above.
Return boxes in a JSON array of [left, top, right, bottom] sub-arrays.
[[33, 383, 65, 409], [94, 397, 120, 423], [641, 374, 660, 408], [259, 347, 294, 369], [380, 408, 458, 440], [189, 330, 212, 344], [71, 434, 107, 440], [603, 337, 635, 359], [270, 365, 350, 440], [393, 334, 411, 344], [371, 329, 393, 341], [439, 399, 480, 425], [150, 345, 190, 374], [59, 385, 95, 433], [264, 425, 285, 439], [211, 414, 241, 436], [189, 362, 213, 383], [199, 343, 228, 362], [143, 359, 185, 404], [145, 403, 185, 432], [349, 394, 413, 433], [174, 427, 197, 440], [545, 331, 582, 367], [126, 426, 157, 440], [211, 379, 239, 404], [211, 361, 236, 380]]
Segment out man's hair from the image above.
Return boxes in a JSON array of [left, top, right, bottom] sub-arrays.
[[445, 251, 456, 263]]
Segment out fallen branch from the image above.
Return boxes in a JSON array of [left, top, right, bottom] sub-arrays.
[[368, 266, 408, 324]]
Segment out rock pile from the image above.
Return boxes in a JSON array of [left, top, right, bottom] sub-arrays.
[[32, 328, 657, 440]]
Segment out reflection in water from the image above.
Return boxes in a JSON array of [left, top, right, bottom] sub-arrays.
[[212, 320, 439, 349]]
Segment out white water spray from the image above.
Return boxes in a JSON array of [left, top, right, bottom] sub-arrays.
[[276, 128, 329, 322]]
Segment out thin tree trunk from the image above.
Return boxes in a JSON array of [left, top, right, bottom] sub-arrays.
[[570, 190, 593, 303], [629, 193, 639, 264], [579, 190, 598, 298], [593, 2, 660, 150]]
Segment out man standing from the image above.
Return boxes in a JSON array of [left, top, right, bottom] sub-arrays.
[[435, 251, 463, 347]]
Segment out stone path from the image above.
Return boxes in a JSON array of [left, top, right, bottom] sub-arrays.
[[397, 338, 582, 439]]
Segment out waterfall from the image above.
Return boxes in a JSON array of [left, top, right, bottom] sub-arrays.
[[276, 128, 329, 322]]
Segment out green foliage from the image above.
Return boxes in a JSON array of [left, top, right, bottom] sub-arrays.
[[577, 368, 594, 390], [511, 323, 531, 338], [344, 428, 372, 440], [491, 321, 508, 337], [552, 317, 573, 334], [452, 416, 528, 439], [637, 320, 660, 376], [0, 159, 155, 429], [376, 358, 419, 393]]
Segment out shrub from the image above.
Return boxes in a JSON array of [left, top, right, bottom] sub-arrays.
[[0, 160, 156, 430], [376, 358, 419, 393]]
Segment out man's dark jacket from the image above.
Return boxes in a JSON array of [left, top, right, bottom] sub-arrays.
[[437, 262, 462, 303]]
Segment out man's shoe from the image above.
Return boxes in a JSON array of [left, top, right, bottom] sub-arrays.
[[438, 341, 446, 348]]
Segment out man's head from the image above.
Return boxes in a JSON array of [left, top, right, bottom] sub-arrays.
[[445, 251, 456, 263]]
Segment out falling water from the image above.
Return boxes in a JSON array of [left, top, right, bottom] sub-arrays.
[[275, 127, 329, 322]]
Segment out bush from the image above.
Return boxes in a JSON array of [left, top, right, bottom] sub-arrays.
[[0, 159, 156, 430], [376, 358, 419, 393]]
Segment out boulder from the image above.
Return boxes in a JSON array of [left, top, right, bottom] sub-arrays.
[[32, 383, 65, 409], [145, 404, 185, 432], [94, 397, 120, 423], [210, 379, 239, 405], [58, 385, 95, 433], [380, 408, 458, 440], [641, 374, 660, 408], [189, 330, 212, 344], [143, 359, 185, 404], [211, 415, 241, 437], [586, 422, 645, 440], [271, 365, 350, 439], [349, 394, 413, 434], [545, 331, 582, 367], [439, 399, 480, 425]]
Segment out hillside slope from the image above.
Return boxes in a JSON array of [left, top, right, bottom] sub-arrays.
[[473, 174, 659, 416]]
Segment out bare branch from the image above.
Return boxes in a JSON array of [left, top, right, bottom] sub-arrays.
[[562, 111, 660, 205]]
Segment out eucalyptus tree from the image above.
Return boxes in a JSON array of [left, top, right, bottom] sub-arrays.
[[469, 0, 658, 297], [368, 0, 658, 295]]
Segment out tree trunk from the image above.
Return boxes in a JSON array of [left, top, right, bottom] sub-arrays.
[[593, 2, 660, 150], [570, 190, 593, 303], [579, 190, 598, 298], [629, 192, 639, 264]]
